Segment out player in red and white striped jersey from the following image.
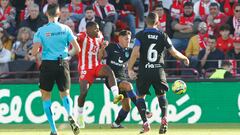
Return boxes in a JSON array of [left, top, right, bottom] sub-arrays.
[[76, 21, 124, 128]]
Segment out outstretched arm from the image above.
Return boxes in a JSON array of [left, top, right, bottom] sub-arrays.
[[168, 47, 189, 66], [128, 46, 140, 80]]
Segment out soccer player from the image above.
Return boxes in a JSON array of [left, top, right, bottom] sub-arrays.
[[31, 3, 80, 135], [128, 12, 189, 134], [76, 21, 124, 128], [104, 30, 152, 128]]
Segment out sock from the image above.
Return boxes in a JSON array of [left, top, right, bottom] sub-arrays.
[[115, 108, 129, 125], [78, 107, 84, 116], [158, 95, 168, 117], [136, 98, 147, 123], [43, 100, 57, 133], [111, 85, 119, 97], [62, 96, 73, 116], [126, 90, 137, 105]]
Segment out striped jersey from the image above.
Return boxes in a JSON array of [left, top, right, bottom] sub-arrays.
[[77, 32, 103, 70]]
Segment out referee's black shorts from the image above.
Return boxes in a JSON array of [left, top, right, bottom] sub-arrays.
[[39, 60, 70, 92]]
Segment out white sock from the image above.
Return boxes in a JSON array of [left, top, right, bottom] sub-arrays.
[[111, 85, 119, 97], [78, 107, 84, 116]]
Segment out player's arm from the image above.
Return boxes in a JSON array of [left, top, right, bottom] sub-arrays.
[[128, 46, 139, 80], [98, 40, 108, 61], [168, 47, 189, 66]]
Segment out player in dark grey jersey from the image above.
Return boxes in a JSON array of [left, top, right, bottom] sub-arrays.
[[104, 30, 152, 128], [128, 12, 189, 134]]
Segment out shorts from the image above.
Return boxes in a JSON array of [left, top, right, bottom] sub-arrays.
[[39, 60, 70, 92], [105, 78, 128, 98], [79, 64, 105, 84], [136, 69, 169, 96]]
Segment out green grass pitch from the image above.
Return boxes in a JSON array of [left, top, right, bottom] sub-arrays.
[[0, 123, 240, 135]]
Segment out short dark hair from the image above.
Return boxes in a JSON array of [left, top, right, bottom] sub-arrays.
[[47, 3, 60, 17], [210, 2, 219, 8], [184, 2, 193, 7], [85, 6, 94, 12], [86, 21, 98, 29], [208, 35, 217, 41], [222, 61, 232, 67], [119, 30, 131, 37], [219, 24, 231, 31], [146, 12, 158, 26]]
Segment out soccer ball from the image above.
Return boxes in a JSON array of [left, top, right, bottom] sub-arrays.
[[172, 80, 187, 95]]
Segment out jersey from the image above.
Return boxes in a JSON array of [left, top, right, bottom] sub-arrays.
[[134, 28, 173, 79], [105, 43, 132, 79], [33, 22, 75, 60], [77, 32, 104, 71]]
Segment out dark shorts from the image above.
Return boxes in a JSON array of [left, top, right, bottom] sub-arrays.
[[105, 78, 128, 98], [39, 60, 70, 92], [136, 69, 169, 96]]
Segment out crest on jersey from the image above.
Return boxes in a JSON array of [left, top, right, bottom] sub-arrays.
[[45, 32, 51, 37], [125, 52, 129, 58]]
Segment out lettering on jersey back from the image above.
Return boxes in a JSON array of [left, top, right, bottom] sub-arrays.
[[148, 35, 158, 40]]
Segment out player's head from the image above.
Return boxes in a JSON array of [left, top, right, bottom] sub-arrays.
[[222, 61, 233, 72], [86, 21, 100, 38], [146, 12, 159, 28], [46, 3, 60, 18], [118, 30, 131, 48]]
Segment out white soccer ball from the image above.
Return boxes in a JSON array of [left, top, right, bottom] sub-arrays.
[[172, 80, 187, 95]]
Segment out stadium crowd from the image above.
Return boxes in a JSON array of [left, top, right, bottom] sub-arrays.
[[0, 0, 240, 79]]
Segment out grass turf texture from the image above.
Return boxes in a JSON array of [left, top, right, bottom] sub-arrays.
[[0, 124, 239, 135]]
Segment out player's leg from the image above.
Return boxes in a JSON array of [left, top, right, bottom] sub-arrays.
[[119, 81, 152, 118], [112, 97, 130, 128], [96, 65, 123, 104], [77, 80, 91, 128], [56, 61, 80, 135], [136, 79, 151, 134], [153, 81, 169, 134], [39, 61, 58, 134]]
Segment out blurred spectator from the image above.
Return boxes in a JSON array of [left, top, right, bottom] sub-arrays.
[[0, 39, 11, 78], [11, 27, 33, 60], [209, 60, 233, 79], [67, 0, 86, 22], [205, 2, 228, 37], [219, 0, 238, 16], [59, 6, 71, 24], [23, 0, 35, 20], [78, 6, 102, 33], [170, 0, 184, 19], [0, 0, 16, 36], [216, 24, 233, 54], [93, 0, 117, 41], [42, 0, 58, 14], [194, 0, 217, 19], [171, 2, 200, 52], [19, 3, 47, 32], [198, 35, 225, 73], [185, 22, 208, 68], [154, 3, 173, 38], [227, 3, 240, 36], [109, 0, 136, 38], [226, 36, 240, 71], [0, 27, 13, 50], [65, 19, 77, 35], [129, 0, 145, 28]]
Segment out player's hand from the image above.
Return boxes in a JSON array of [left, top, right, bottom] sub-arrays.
[[183, 57, 190, 66], [102, 40, 109, 49], [128, 69, 137, 80]]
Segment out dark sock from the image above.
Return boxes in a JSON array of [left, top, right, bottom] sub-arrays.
[[126, 90, 137, 105], [158, 95, 168, 117], [115, 108, 129, 125], [136, 98, 147, 123]]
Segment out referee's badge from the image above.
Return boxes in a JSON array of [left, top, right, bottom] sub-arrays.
[[125, 52, 129, 58]]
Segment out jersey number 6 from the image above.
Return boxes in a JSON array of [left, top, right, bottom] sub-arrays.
[[147, 43, 158, 62]]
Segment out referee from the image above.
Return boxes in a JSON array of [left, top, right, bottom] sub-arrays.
[[31, 3, 80, 135]]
